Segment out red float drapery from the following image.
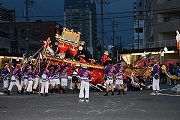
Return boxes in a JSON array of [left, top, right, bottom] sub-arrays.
[[90, 69, 104, 85]]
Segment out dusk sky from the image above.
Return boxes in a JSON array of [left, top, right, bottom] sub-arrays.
[[1, 0, 135, 48]]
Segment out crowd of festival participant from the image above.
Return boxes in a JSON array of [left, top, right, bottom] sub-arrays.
[[1, 59, 77, 96], [2, 55, 178, 102], [0, 59, 149, 95]]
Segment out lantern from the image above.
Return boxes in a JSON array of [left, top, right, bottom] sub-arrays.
[[68, 45, 78, 56], [58, 42, 69, 53]]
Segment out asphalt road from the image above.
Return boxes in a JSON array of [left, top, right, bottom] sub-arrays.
[[0, 83, 180, 120]]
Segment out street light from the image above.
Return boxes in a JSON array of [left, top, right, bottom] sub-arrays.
[[160, 47, 168, 64], [176, 30, 180, 61]]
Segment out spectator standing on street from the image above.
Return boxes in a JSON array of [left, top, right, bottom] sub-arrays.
[[166, 63, 173, 85], [175, 64, 180, 84], [160, 64, 167, 84]]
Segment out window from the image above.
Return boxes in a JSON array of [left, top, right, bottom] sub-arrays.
[[139, 2, 142, 7], [139, 11, 142, 15], [135, 28, 143, 33], [135, 39, 143, 45], [164, 17, 170, 22]]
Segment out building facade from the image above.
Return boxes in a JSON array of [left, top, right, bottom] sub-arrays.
[[64, 0, 97, 58], [144, 0, 179, 48], [133, 0, 145, 49], [0, 5, 15, 22], [119, 0, 180, 65], [0, 21, 63, 68]]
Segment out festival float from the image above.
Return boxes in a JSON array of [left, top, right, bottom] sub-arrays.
[[27, 27, 154, 91], [31, 27, 104, 89]]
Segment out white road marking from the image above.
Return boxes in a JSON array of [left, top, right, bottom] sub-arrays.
[[160, 93, 180, 97]]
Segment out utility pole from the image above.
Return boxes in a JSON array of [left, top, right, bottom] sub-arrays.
[[24, 0, 34, 59], [112, 20, 115, 59], [112, 20, 115, 49], [138, 19, 140, 49], [99, 0, 110, 53], [111, 20, 118, 60], [100, 0, 105, 53], [116, 35, 122, 62]]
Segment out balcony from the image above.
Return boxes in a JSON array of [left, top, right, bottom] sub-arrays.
[[130, 39, 176, 50], [145, 39, 176, 48]]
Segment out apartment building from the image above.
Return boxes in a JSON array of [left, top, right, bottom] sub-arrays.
[[144, 0, 179, 48], [64, 0, 97, 58]]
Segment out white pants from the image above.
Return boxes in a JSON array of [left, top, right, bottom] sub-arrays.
[[50, 78, 60, 87], [33, 77, 40, 90], [116, 79, 123, 85], [54, 79, 60, 86], [152, 77, 160, 91], [61, 78, 67, 86], [3, 80, 9, 88], [20, 79, 28, 89], [40, 81, 49, 94], [105, 76, 113, 84], [26, 80, 33, 92], [79, 81, 89, 99], [8, 80, 21, 91]]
